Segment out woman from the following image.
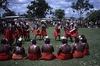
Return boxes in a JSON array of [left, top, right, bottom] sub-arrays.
[[28, 39, 41, 60], [54, 37, 72, 60]]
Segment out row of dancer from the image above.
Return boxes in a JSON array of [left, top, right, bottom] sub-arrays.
[[0, 35, 89, 61], [2, 20, 48, 45], [2, 20, 78, 46], [54, 22, 78, 42], [33, 21, 47, 40], [33, 21, 78, 42], [2, 21, 30, 46]]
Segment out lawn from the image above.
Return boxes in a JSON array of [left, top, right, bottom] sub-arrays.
[[0, 27, 100, 66]]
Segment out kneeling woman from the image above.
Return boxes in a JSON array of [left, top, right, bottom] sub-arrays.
[[0, 38, 12, 61], [12, 41, 27, 60], [28, 39, 41, 60], [72, 38, 84, 58], [54, 37, 72, 60], [79, 35, 89, 55], [41, 38, 55, 60]]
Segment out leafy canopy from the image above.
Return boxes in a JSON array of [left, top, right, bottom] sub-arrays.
[[0, 0, 9, 11], [53, 9, 65, 19], [86, 10, 100, 22], [71, 0, 93, 17], [27, 0, 52, 18]]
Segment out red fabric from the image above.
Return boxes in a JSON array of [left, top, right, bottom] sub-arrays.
[[16, 28, 23, 37], [12, 53, 26, 60], [33, 29, 41, 36], [4, 29, 14, 44], [83, 50, 89, 55], [54, 29, 60, 37], [65, 28, 71, 38], [71, 30, 78, 38], [41, 28, 47, 36], [73, 51, 83, 58], [24, 31, 30, 37], [0, 53, 11, 61], [28, 54, 41, 60], [12, 33, 18, 39], [41, 53, 54, 60], [54, 53, 72, 60]]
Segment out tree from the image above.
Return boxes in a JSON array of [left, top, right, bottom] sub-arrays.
[[86, 10, 100, 22], [0, 0, 9, 13], [27, 0, 52, 19], [2, 10, 16, 17], [71, 0, 94, 24], [53, 9, 65, 19]]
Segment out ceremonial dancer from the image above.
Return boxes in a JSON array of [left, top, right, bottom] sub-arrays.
[[64, 22, 72, 41], [70, 23, 78, 42], [33, 21, 41, 40], [65, 22, 78, 42], [54, 36, 72, 60], [4, 23, 14, 46], [23, 22, 30, 41], [15, 22, 23, 43], [28, 39, 41, 60], [41, 37, 55, 60], [54, 22, 62, 40], [41, 22, 47, 40]]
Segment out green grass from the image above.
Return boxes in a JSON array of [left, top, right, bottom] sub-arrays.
[[0, 27, 100, 66]]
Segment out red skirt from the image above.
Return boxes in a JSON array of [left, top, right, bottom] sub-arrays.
[[83, 50, 89, 55], [24, 31, 30, 37], [0, 53, 11, 61], [73, 51, 83, 58], [65, 30, 71, 38], [12, 53, 26, 60], [41, 53, 54, 60], [54, 53, 72, 60], [33, 29, 41, 36], [16, 28, 23, 37], [12, 33, 18, 39], [41, 28, 47, 36], [71, 30, 78, 38], [54, 29, 60, 37], [28, 54, 41, 60], [4, 29, 14, 44]]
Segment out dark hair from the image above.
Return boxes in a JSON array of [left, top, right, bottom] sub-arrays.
[[81, 38, 87, 43], [32, 39, 36, 44], [41, 22, 44, 24], [80, 35, 87, 43], [75, 38, 79, 43], [44, 38, 50, 44], [81, 35, 85, 39], [62, 39, 67, 44], [16, 41, 22, 47]]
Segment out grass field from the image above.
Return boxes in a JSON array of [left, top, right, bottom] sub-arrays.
[[0, 27, 100, 66]]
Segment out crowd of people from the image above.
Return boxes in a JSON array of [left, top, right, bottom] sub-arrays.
[[0, 20, 89, 61], [0, 35, 89, 61], [0, 19, 81, 43]]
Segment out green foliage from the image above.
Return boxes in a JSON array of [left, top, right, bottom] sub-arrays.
[[71, 0, 94, 17], [86, 10, 100, 22], [0, 0, 9, 11], [27, 0, 52, 19], [53, 9, 65, 19], [2, 10, 16, 17]]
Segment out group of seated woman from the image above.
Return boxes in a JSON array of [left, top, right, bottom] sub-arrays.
[[0, 35, 89, 61]]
